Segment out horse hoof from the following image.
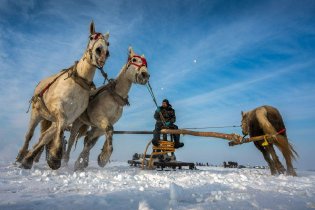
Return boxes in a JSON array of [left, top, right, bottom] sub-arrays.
[[287, 169, 297, 176], [47, 153, 62, 170], [47, 157, 61, 170], [34, 153, 42, 163], [278, 168, 286, 175], [20, 157, 33, 169], [62, 158, 69, 166], [74, 157, 88, 171], [16, 150, 28, 163], [97, 154, 108, 167], [47, 145, 62, 170]]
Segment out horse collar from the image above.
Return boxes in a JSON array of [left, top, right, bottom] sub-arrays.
[[65, 61, 93, 91]]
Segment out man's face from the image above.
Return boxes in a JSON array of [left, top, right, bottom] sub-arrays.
[[162, 102, 167, 108]]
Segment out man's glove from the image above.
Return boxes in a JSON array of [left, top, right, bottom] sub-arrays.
[[165, 122, 170, 126]]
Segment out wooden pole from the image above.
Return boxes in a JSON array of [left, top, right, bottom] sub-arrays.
[[113, 129, 271, 146], [228, 135, 271, 146], [160, 129, 243, 142], [113, 129, 243, 142]]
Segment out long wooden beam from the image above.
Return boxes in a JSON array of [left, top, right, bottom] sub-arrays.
[[113, 129, 243, 142], [161, 129, 243, 142], [228, 135, 271, 146], [113, 129, 270, 146]]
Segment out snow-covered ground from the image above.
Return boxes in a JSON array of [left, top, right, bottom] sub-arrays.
[[1, 160, 315, 210]]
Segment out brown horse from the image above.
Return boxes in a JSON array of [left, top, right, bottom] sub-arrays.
[[241, 105, 298, 176]]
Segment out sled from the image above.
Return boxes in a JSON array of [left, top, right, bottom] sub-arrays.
[[127, 133, 195, 170]]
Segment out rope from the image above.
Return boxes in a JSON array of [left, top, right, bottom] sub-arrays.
[[146, 81, 158, 107], [182, 125, 241, 130], [146, 81, 167, 126], [98, 67, 110, 84], [26, 96, 35, 113], [146, 82, 239, 130]]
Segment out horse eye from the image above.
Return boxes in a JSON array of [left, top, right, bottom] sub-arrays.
[[132, 58, 137, 62], [95, 47, 102, 55]]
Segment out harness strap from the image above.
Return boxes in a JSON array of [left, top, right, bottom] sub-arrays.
[[89, 81, 130, 107], [27, 61, 93, 115], [110, 91, 130, 106], [262, 128, 286, 146], [277, 128, 286, 135], [39, 67, 71, 97], [66, 64, 94, 91]]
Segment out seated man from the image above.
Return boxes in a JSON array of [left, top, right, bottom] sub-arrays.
[[152, 99, 184, 148]]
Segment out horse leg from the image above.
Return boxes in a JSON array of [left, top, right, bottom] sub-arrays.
[[47, 114, 67, 170], [74, 127, 101, 171], [63, 119, 84, 164], [267, 144, 286, 174], [254, 142, 277, 175], [275, 136, 297, 176], [33, 120, 53, 163], [33, 146, 45, 163], [21, 123, 57, 169], [16, 110, 42, 162], [98, 125, 114, 167]]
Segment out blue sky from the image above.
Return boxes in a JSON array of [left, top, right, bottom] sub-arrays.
[[0, 0, 315, 170]]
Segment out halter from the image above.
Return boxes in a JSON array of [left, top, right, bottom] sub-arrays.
[[127, 55, 148, 70]]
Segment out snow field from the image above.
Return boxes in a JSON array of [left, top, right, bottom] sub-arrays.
[[0, 161, 314, 210]]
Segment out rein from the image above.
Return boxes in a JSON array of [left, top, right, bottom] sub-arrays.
[[146, 81, 167, 126], [182, 125, 241, 130], [85, 32, 110, 83], [89, 53, 148, 106]]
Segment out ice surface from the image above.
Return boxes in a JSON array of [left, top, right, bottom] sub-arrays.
[[0, 160, 314, 210]]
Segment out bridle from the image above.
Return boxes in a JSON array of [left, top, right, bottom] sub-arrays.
[[126, 55, 148, 71], [86, 32, 110, 69]]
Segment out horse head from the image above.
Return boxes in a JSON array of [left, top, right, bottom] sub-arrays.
[[241, 111, 249, 136], [85, 21, 110, 69], [124, 47, 150, 85]]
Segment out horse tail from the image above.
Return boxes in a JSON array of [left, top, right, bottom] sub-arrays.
[[41, 119, 52, 134], [274, 135, 298, 161], [288, 141, 299, 160]]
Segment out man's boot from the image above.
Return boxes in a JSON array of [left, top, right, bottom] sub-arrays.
[[174, 142, 184, 148], [174, 135, 184, 148]]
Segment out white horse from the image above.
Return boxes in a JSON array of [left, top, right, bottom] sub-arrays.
[[63, 47, 149, 171], [17, 21, 110, 170]]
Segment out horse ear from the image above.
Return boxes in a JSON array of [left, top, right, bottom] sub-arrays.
[[141, 54, 145, 58], [128, 46, 135, 56], [90, 21, 95, 35], [103, 32, 109, 41]]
